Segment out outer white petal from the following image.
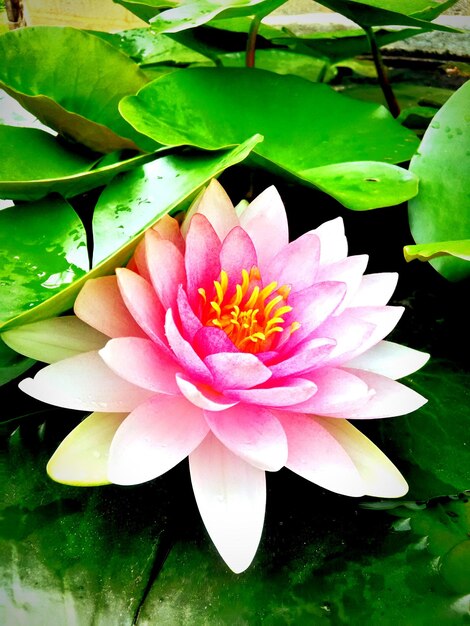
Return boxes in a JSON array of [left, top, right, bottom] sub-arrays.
[[19, 351, 154, 412], [181, 178, 239, 240], [276, 411, 364, 496], [109, 395, 209, 485], [1, 316, 107, 363], [328, 368, 428, 419], [238, 186, 289, 268], [189, 433, 266, 574], [344, 340, 430, 380], [47, 412, 127, 486], [311, 217, 348, 265], [349, 272, 398, 307], [317, 416, 409, 497]]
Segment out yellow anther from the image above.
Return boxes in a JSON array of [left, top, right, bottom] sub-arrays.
[[245, 285, 260, 310], [199, 265, 300, 353]]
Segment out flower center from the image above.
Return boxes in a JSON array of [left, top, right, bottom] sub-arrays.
[[198, 267, 300, 353]]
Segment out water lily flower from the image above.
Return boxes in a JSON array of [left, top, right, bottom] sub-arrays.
[[6, 179, 429, 573]]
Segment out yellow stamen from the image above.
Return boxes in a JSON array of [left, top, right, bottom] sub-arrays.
[[199, 266, 300, 353]]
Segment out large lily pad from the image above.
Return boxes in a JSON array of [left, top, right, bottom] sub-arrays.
[[0, 26, 156, 153], [0, 136, 261, 332], [120, 67, 420, 209], [408, 80, 470, 281]]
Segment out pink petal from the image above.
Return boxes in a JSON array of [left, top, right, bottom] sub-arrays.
[[145, 229, 186, 310], [219, 226, 258, 286], [344, 340, 430, 380], [176, 286, 203, 341], [19, 351, 154, 412], [263, 232, 321, 294], [313, 306, 404, 366], [238, 186, 289, 268], [286, 367, 371, 414], [204, 404, 287, 471], [311, 217, 348, 265], [181, 178, 239, 240], [116, 268, 167, 348], [205, 352, 272, 390], [276, 411, 364, 495], [189, 433, 266, 573], [192, 326, 238, 357], [108, 395, 209, 485], [74, 275, 147, 339], [99, 337, 180, 394], [176, 373, 238, 411], [47, 412, 127, 486], [316, 255, 369, 312], [226, 377, 317, 407], [269, 337, 336, 378], [327, 368, 428, 419], [165, 309, 213, 384], [128, 236, 151, 282], [185, 213, 221, 305], [283, 281, 347, 347], [349, 272, 398, 306], [318, 417, 408, 497]]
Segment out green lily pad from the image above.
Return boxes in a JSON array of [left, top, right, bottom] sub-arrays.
[[408, 80, 470, 281], [91, 27, 210, 65], [0, 136, 261, 332], [299, 160, 418, 210], [115, 0, 288, 29], [120, 67, 420, 209], [217, 49, 336, 83], [404, 240, 470, 263], [272, 26, 431, 64], [0, 125, 95, 197], [313, 0, 460, 32], [0, 145, 168, 202], [0, 196, 89, 330], [0, 26, 156, 153]]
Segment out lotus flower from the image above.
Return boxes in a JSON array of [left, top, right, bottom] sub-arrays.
[[5, 180, 429, 573]]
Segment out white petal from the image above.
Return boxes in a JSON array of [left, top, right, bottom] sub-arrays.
[[344, 340, 430, 380], [276, 411, 364, 496], [331, 368, 428, 419], [181, 178, 239, 240], [238, 186, 289, 268], [47, 412, 127, 486], [349, 272, 398, 306], [318, 417, 409, 497], [19, 351, 154, 412], [311, 217, 348, 265], [190, 433, 266, 573], [109, 395, 209, 485], [1, 316, 107, 363]]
